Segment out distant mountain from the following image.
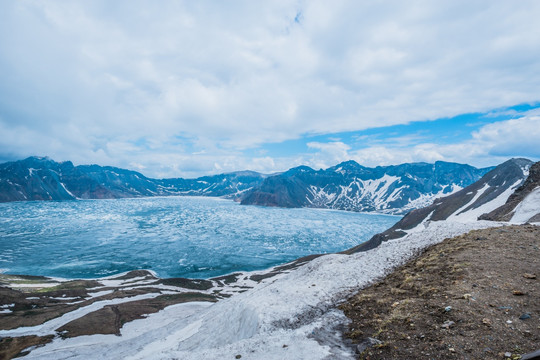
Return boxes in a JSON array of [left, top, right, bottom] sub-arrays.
[[241, 160, 493, 214], [348, 158, 534, 253], [0, 157, 267, 202]]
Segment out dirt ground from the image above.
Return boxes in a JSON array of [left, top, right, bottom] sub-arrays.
[[340, 224, 539, 360]]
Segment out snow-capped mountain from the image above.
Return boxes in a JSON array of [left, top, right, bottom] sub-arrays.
[[241, 160, 493, 214], [348, 158, 534, 252], [0, 157, 267, 202]]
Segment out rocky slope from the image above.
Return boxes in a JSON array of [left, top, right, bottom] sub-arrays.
[[479, 161, 540, 222], [0, 157, 267, 202], [348, 158, 533, 253], [241, 160, 493, 214]]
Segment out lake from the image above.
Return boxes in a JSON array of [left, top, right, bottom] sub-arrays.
[[0, 197, 399, 279]]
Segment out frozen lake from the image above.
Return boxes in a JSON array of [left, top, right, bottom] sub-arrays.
[[0, 197, 399, 279]]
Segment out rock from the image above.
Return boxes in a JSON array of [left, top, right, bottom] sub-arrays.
[[512, 290, 525, 296], [235, 355, 242, 359], [523, 273, 537, 279], [356, 337, 383, 354], [521, 349, 540, 360], [441, 320, 455, 329], [519, 313, 532, 320], [482, 318, 492, 326]]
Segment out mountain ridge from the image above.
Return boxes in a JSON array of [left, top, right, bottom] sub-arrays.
[[241, 159, 494, 214], [0, 156, 268, 203]]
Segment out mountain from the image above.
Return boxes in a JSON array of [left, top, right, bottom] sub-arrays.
[[347, 158, 534, 252], [0, 157, 267, 202], [241, 160, 493, 214], [479, 160, 540, 222]]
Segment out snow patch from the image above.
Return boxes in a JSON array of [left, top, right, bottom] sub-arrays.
[[0, 293, 161, 338], [451, 180, 521, 222], [511, 186, 540, 223]]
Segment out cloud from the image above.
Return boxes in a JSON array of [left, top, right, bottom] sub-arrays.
[[301, 110, 540, 170], [471, 113, 540, 158], [1, 0, 540, 176]]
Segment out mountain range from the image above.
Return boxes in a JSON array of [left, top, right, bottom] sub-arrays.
[[0, 156, 267, 203], [240, 160, 494, 214], [0, 156, 505, 215]]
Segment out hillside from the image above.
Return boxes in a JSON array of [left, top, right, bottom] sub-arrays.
[[241, 160, 493, 214], [1, 157, 539, 359], [341, 224, 539, 360]]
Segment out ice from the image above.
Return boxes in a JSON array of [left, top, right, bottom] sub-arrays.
[[0, 197, 398, 280]]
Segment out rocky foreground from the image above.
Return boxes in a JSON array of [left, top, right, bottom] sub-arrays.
[[341, 224, 539, 360]]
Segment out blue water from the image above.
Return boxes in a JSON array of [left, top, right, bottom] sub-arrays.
[[0, 197, 399, 279]]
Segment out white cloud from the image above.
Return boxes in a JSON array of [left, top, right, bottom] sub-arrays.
[[301, 111, 540, 169], [1, 0, 540, 176]]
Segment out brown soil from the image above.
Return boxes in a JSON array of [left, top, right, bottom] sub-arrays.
[[340, 224, 540, 360], [57, 292, 216, 337], [0, 335, 54, 360]]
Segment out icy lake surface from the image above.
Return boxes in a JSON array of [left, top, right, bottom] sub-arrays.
[[0, 197, 399, 279]]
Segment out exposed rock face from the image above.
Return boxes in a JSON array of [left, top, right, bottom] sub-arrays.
[[241, 160, 492, 214], [479, 161, 540, 222], [0, 157, 267, 202], [347, 158, 533, 253]]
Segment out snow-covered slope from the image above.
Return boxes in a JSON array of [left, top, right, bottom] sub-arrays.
[[479, 160, 540, 223]]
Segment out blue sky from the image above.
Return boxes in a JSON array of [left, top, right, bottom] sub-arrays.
[[1, 1, 540, 178]]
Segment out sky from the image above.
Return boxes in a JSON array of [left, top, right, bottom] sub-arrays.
[[1, 0, 540, 179]]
